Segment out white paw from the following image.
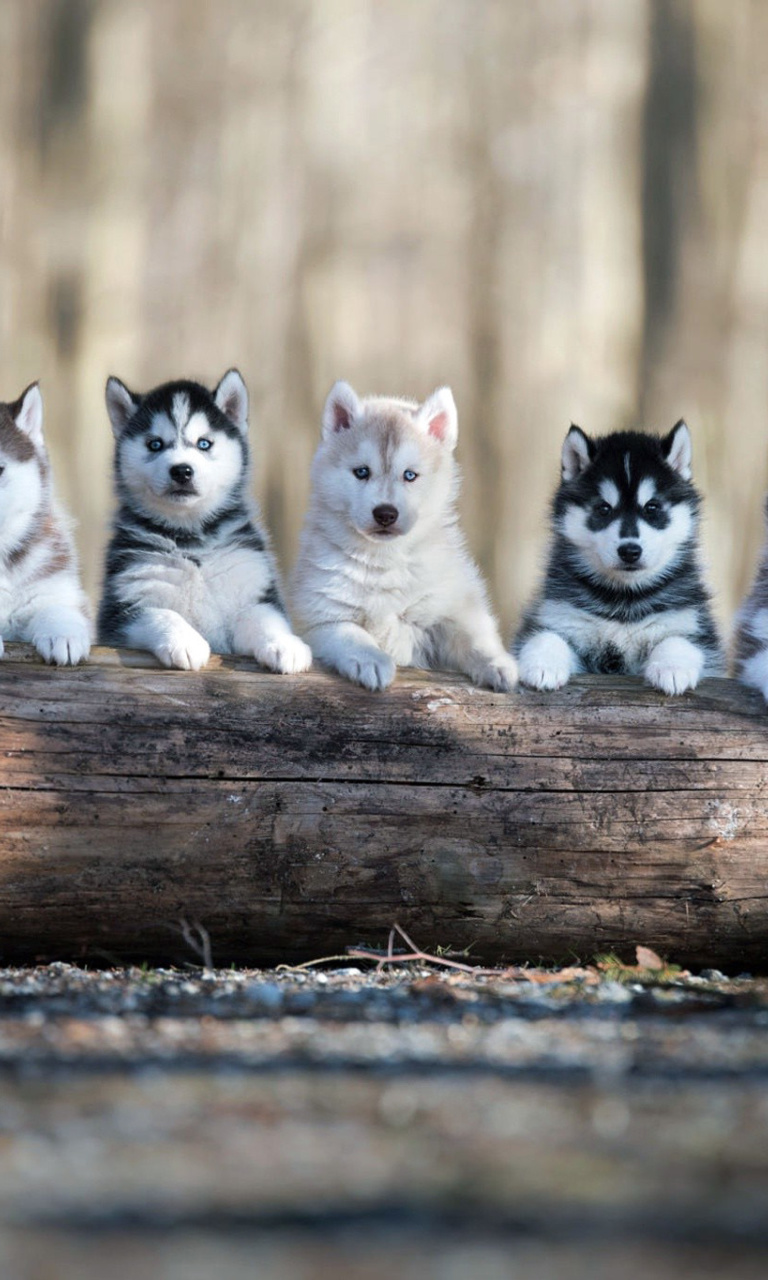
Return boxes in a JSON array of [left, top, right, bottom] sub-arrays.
[[475, 653, 518, 692], [518, 632, 573, 691], [156, 629, 211, 671], [342, 651, 396, 691], [33, 630, 91, 666], [645, 660, 699, 696], [256, 634, 313, 675], [0, 636, 4, 659], [645, 637, 703, 696]]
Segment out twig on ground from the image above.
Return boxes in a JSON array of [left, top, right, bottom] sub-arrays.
[[275, 955, 359, 972], [176, 918, 213, 971], [346, 922, 511, 977]]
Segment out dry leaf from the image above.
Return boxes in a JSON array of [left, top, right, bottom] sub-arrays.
[[636, 945, 664, 971]]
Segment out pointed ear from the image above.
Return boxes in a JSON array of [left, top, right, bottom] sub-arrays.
[[561, 424, 594, 482], [10, 382, 44, 446], [662, 419, 692, 480], [322, 381, 361, 439], [106, 377, 139, 439], [214, 368, 248, 434], [415, 386, 458, 449]]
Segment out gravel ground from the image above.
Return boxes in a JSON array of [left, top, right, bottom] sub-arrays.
[[0, 957, 766, 1279]]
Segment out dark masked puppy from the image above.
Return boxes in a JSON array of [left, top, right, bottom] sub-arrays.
[[99, 370, 311, 672], [515, 421, 723, 694]]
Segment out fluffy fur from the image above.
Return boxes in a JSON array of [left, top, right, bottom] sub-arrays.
[[734, 499, 768, 700], [0, 383, 91, 664], [515, 421, 723, 694], [98, 370, 311, 673], [291, 380, 516, 692]]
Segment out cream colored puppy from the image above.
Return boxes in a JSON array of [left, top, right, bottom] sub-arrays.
[[292, 381, 516, 692]]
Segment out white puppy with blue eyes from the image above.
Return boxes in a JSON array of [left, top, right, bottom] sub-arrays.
[[291, 380, 516, 692]]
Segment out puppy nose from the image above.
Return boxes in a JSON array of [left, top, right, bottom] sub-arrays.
[[373, 504, 398, 527], [169, 464, 194, 485], [618, 541, 642, 564]]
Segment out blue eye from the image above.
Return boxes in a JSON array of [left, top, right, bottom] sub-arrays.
[[403, 469, 418, 482], [353, 466, 370, 480], [147, 438, 164, 453], [197, 438, 212, 451]]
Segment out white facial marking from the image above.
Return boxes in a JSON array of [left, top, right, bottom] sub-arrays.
[[598, 479, 619, 507], [637, 478, 656, 507], [624, 452, 631, 484], [171, 393, 190, 433], [184, 411, 213, 446], [561, 498, 692, 587]]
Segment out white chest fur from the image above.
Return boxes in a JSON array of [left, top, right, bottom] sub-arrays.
[[119, 541, 273, 652], [539, 599, 701, 669]]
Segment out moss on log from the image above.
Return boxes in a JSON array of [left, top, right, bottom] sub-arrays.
[[0, 643, 766, 969]]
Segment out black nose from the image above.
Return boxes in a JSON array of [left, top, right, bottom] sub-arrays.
[[373, 504, 398, 528], [169, 464, 194, 485], [618, 542, 642, 564]]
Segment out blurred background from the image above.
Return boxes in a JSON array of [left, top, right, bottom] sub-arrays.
[[1, 0, 768, 641]]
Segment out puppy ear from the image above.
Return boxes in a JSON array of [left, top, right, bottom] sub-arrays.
[[561, 424, 594, 481], [322, 381, 361, 439], [106, 377, 140, 439], [214, 368, 249, 434], [10, 382, 44, 446], [415, 386, 458, 449], [662, 419, 692, 480]]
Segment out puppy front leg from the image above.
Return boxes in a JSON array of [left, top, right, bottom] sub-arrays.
[[305, 621, 395, 691], [517, 629, 578, 690], [233, 604, 312, 674], [739, 646, 768, 703], [438, 614, 518, 692], [28, 604, 92, 666], [645, 635, 704, 695], [122, 607, 211, 671]]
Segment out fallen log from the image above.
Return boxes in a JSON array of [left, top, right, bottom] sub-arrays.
[[0, 643, 766, 971]]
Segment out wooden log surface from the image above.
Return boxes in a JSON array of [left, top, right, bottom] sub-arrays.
[[0, 643, 767, 970]]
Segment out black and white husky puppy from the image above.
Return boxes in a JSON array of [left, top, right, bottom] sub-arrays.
[[99, 370, 311, 673], [734, 502, 768, 701], [515, 421, 723, 694], [0, 383, 91, 664]]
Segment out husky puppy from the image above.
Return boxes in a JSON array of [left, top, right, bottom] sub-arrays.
[[99, 370, 311, 673], [292, 381, 517, 692], [734, 503, 768, 700], [515, 421, 723, 694], [0, 383, 91, 664]]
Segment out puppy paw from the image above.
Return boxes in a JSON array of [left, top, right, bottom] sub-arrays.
[[0, 636, 4, 659], [342, 651, 396, 691], [156, 629, 211, 671], [645, 659, 700, 696], [518, 633, 574, 691], [34, 630, 91, 666], [645, 638, 703, 696], [256, 634, 313, 675], [474, 653, 518, 692]]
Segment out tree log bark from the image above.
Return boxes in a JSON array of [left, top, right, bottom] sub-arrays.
[[0, 644, 766, 970]]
